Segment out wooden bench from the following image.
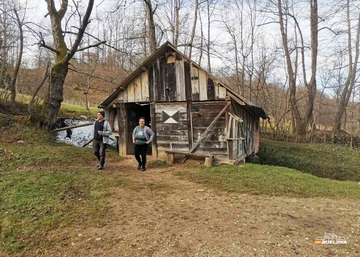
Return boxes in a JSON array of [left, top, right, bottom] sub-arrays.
[[165, 150, 214, 167]]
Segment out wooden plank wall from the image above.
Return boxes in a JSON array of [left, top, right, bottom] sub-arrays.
[[115, 51, 227, 104], [155, 102, 189, 152], [175, 60, 186, 101], [117, 102, 127, 156], [190, 65, 226, 101], [253, 119, 260, 152], [199, 69, 207, 101], [231, 102, 256, 160], [190, 64, 200, 101], [227, 113, 245, 162], [191, 101, 228, 155], [165, 56, 177, 101], [242, 110, 255, 155]]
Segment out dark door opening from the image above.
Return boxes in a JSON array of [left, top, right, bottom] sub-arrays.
[[126, 103, 151, 155]]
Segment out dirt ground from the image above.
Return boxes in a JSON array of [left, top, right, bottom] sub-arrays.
[[16, 157, 360, 256]]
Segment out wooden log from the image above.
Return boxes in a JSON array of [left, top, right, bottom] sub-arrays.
[[51, 122, 93, 132], [204, 156, 213, 167], [82, 138, 93, 147], [166, 150, 212, 158], [166, 153, 175, 164], [165, 150, 214, 165], [226, 137, 244, 141]]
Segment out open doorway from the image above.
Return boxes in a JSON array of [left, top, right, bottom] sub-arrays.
[[125, 103, 151, 155]]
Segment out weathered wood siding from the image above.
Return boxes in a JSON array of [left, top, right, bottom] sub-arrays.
[[229, 100, 257, 162], [155, 102, 189, 152], [190, 65, 226, 101], [114, 50, 226, 104], [190, 64, 200, 101], [227, 112, 245, 162], [253, 119, 260, 152], [191, 101, 228, 155], [175, 59, 186, 101]]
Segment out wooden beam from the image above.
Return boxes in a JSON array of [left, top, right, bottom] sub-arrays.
[[227, 116, 232, 138], [228, 112, 243, 123], [51, 122, 93, 132], [150, 102, 157, 157], [189, 101, 231, 153], [166, 150, 212, 157], [227, 92, 246, 105], [82, 138, 93, 147], [118, 102, 127, 156], [165, 150, 214, 166]]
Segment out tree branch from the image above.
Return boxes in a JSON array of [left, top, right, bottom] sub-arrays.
[[38, 35, 60, 54], [65, 0, 94, 62], [76, 41, 106, 52], [68, 65, 119, 86]]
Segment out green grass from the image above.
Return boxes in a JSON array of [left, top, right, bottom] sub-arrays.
[[2, 102, 360, 255], [60, 102, 99, 118], [0, 169, 118, 252], [257, 139, 360, 181], [182, 163, 360, 198], [14, 93, 99, 118], [0, 114, 130, 254]]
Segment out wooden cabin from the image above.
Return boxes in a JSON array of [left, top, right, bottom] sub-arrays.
[[99, 41, 267, 164]]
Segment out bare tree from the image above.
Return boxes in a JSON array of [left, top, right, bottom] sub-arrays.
[[276, 0, 319, 139], [9, 7, 24, 105], [29, 62, 51, 116], [144, 0, 157, 54], [0, 1, 14, 99], [39, 0, 104, 129], [333, 0, 360, 134], [205, 0, 218, 73], [220, 0, 259, 98], [188, 0, 199, 59]]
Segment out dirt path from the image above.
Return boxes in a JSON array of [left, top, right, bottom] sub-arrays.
[[42, 157, 360, 256]]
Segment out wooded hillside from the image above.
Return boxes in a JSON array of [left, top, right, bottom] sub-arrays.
[[0, 0, 359, 137]]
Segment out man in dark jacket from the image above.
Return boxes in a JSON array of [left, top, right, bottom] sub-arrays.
[[93, 111, 112, 170]]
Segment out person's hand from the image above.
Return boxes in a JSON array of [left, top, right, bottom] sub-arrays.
[[133, 139, 135, 144], [98, 131, 102, 135], [146, 141, 150, 144]]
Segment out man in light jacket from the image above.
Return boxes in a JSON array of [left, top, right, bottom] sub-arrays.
[[93, 111, 112, 170]]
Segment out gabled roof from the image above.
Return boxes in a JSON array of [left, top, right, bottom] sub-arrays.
[[98, 41, 267, 119]]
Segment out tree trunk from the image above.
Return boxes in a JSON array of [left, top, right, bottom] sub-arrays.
[[277, 0, 318, 141], [174, 0, 180, 46], [206, 0, 212, 73], [41, 0, 95, 129], [188, 0, 198, 59], [277, 0, 303, 138], [10, 8, 24, 105], [144, 0, 157, 54], [45, 62, 68, 128], [29, 62, 51, 115], [299, 0, 318, 139], [333, 0, 360, 134]]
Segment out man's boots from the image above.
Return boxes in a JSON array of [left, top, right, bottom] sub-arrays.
[[98, 157, 105, 170]]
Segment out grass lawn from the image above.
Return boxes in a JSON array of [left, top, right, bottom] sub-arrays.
[[1, 103, 360, 255]]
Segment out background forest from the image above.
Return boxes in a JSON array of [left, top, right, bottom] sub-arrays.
[[1, 0, 360, 142]]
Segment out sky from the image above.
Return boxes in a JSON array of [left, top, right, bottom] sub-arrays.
[[19, 0, 113, 67], [22, 0, 47, 19], [17, 0, 357, 98]]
